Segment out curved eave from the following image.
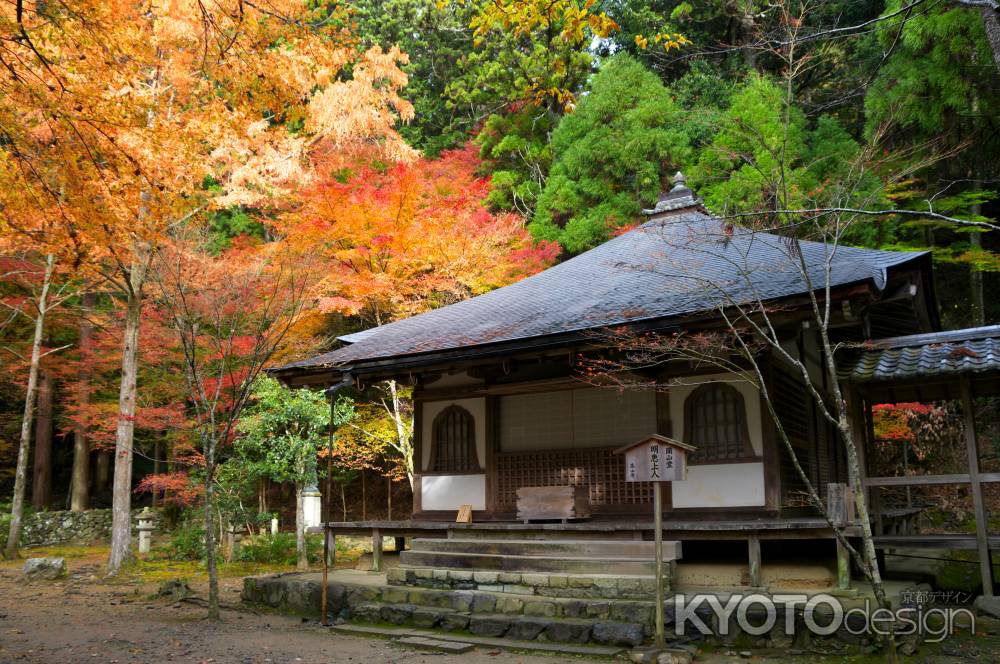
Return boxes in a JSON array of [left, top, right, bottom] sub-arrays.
[[271, 271, 916, 387]]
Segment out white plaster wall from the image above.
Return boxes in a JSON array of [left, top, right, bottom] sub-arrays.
[[421, 474, 486, 511], [421, 398, 487, 471], [667, 373, 763, 456], [672, 462, 766, 508]]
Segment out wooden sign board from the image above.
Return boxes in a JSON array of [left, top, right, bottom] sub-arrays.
[[827, 483, 855, 527], [612, 434, 695, 650], [456, 504, 473, 524], [614, 434, 696, 482]]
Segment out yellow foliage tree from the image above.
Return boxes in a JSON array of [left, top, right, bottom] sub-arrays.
[[0, 0, 414, 575]]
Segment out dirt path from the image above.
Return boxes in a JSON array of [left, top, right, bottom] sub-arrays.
[[0, 552, 584, 664], [3, 547, 996, 663]]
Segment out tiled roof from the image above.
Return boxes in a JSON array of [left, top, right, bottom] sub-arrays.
[[278, 206, 927, 374], [839, 326, 1000, 382]]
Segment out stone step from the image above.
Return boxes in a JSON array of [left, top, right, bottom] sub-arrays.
[[378, 577, 656, 618], [349, 601, 647, 647], [399, 549, 659, 575], [388, 565, 661, 599], [410, 537, 664, 558]]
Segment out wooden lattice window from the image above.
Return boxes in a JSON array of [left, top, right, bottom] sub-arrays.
[[429, 405, 480, 472], [684, 383, 755, 463]]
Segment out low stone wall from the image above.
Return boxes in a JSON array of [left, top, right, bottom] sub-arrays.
[[6, 509, 145, 547]]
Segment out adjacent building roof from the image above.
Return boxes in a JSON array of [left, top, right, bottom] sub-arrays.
[[275, 195, 930, 378], [839, 325, 1000, 383]]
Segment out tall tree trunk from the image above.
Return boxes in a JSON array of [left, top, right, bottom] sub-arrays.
[[203, 436, 220, 619], [151, 437, 161, 508], [107, 247, 150, 575], [95, 452, 111, 492], [970, 176, 986, 326], [70, 292, 95, 511], [979, 7, 1000, 72], [387, 380, 414, 489], [295, 482, 308, 570], [163, 441, 174, 505], [31, 365, 54, 510], [5, 254, 55, 560], [970, 233, 986, 326]]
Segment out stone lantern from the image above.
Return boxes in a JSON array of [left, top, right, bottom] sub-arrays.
[[302, 484, 322, 528], [137, 507, 157, 555], [226, 524, 244, 562]]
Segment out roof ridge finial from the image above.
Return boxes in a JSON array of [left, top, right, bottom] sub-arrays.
[[642, 171, 700, 216]]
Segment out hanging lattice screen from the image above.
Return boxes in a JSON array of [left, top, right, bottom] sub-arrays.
[[495, 446, 654, 508]]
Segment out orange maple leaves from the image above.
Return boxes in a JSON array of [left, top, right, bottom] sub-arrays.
[[282, 144, 558, 326]]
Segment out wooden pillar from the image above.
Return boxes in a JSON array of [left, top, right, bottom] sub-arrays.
[[321, 526, 333, 626], [748, 534, 762, 588], [371, 527, 383, 573], [484, 395, 497, 515], [847, 387, 882, 536], [653, 481, 665, 648], [836, 538, 851, 590], [961, 378, 994, 598]]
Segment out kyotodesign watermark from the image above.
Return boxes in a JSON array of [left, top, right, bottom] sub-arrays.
[[672, 593, 975, 643]]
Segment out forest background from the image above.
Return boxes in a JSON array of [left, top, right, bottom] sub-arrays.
[[1, 0, 998, 579]]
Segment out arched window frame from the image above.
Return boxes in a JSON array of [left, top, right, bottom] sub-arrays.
[[428, 405, 481, 473], [683, 383, 757, 464]]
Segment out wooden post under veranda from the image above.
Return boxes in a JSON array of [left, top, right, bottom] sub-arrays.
[[961, 378, 994, 598], [321, 393, 334, 626], [321, 374, 353, 625], [654, 481, 666, 649]]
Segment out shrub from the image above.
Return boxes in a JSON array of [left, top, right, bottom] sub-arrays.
[[163, 523, 207, 561], [237, 532, 297, 565], [237, 532, 324, 565]]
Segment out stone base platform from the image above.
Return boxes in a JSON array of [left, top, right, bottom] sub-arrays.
[[242, 570, 654, 647], [241, 569, 929, 651]]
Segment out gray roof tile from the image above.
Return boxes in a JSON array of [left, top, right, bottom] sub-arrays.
[[840, 326, 1000, 382], [280, 207, 927, 373]]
